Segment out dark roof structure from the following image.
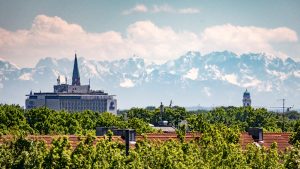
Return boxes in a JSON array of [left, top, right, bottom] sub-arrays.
[[243, 89, 250, 97]]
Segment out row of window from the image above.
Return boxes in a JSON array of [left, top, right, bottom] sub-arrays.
[[59, 100, 107, 112]]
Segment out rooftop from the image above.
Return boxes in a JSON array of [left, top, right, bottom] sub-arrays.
[[0, 132, 292, 151]]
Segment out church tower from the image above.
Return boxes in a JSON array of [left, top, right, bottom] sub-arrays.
[[26, 52, 117, 114], [242, 89, 251, 107], [72, 53, 81, 86]]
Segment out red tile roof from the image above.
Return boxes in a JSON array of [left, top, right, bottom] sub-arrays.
[[259, 133, 292, 151], [239, 132, 292, 151], [0, 132, 292, 151]]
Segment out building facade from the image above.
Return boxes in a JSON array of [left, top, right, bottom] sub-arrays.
[[242, 89, 251, 107], [25, 54, 117, 114]]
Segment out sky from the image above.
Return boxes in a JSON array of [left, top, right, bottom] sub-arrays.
[[0, 0, 300, 67]]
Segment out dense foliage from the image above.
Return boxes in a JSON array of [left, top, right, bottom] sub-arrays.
[[1, 104, 299, 135], [126, 106, 299, 132], [0, 104, 154, 135], [0, 127, 299, 169], [188, 107, 281, 132], [1, 104, 300, 168]]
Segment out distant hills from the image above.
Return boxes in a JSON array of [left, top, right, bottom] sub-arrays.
[[0, 51, 299, 109]]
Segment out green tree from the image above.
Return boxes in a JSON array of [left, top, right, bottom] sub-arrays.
[[0, 104, 33, 135], [285, 142, 300, 169], [289, 120, 300, 145], [127, 117, 154, 134], [93, 139, 126, 168], [43, 137, 72, 169], [0, 136, 47, 169], [70, 135, 96, 169]]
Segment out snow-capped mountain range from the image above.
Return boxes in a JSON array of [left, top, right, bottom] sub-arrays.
[[0, 51, 299, 109]]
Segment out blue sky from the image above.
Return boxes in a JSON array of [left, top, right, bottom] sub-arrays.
[[0, 0, 300, 67]]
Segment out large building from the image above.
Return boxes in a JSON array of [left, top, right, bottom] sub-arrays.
[[242, 89, 251, 107], [25, 54, 117, 114]]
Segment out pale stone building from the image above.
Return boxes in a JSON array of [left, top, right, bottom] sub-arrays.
[[25, 54, 117, 114]]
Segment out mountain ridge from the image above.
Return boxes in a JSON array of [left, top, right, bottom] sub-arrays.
[[0, 51, 299, 109]]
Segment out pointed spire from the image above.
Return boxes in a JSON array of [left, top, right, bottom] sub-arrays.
[[72, 53, 81, 86]]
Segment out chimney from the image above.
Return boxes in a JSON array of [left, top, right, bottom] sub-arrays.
[[248, 127, 263, 142], [96, 127, 136, 156]]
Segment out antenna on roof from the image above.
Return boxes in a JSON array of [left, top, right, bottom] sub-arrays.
[[57, 75, 60, 85]]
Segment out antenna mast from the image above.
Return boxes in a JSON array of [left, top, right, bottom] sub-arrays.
[[281, 99, 285, 132], [270, 99, 293, 132]]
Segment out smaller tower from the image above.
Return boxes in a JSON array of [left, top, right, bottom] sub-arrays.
[[159, 102, 164, 121], [243, 89, 251, 107]]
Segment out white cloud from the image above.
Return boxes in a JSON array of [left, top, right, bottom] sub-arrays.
[[199, 24, 298, 58], [120, 78, 135, 88], [122, 4, 148, 15], [126, 21, 200, 63], [223, 74, 239, 85], [152, 4, 174, 13], [183, 68, 198, 80], [123, 4, 200, 14], [240, 76, 262, 88], [178, 8, 200, 14], [0, 15, 127, 67], [0, 15, 298, 67]]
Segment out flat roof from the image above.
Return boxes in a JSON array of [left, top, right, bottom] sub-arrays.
[[26, 93, 115, 97]]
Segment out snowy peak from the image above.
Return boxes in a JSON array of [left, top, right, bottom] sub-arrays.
[[0, 59, 19, 71], [0, 51, 299, 108]]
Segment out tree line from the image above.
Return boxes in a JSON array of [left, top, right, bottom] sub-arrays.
[[1, 104, 300, 135], [0, 104, 155, 135], [1, 104, 300, 168]]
